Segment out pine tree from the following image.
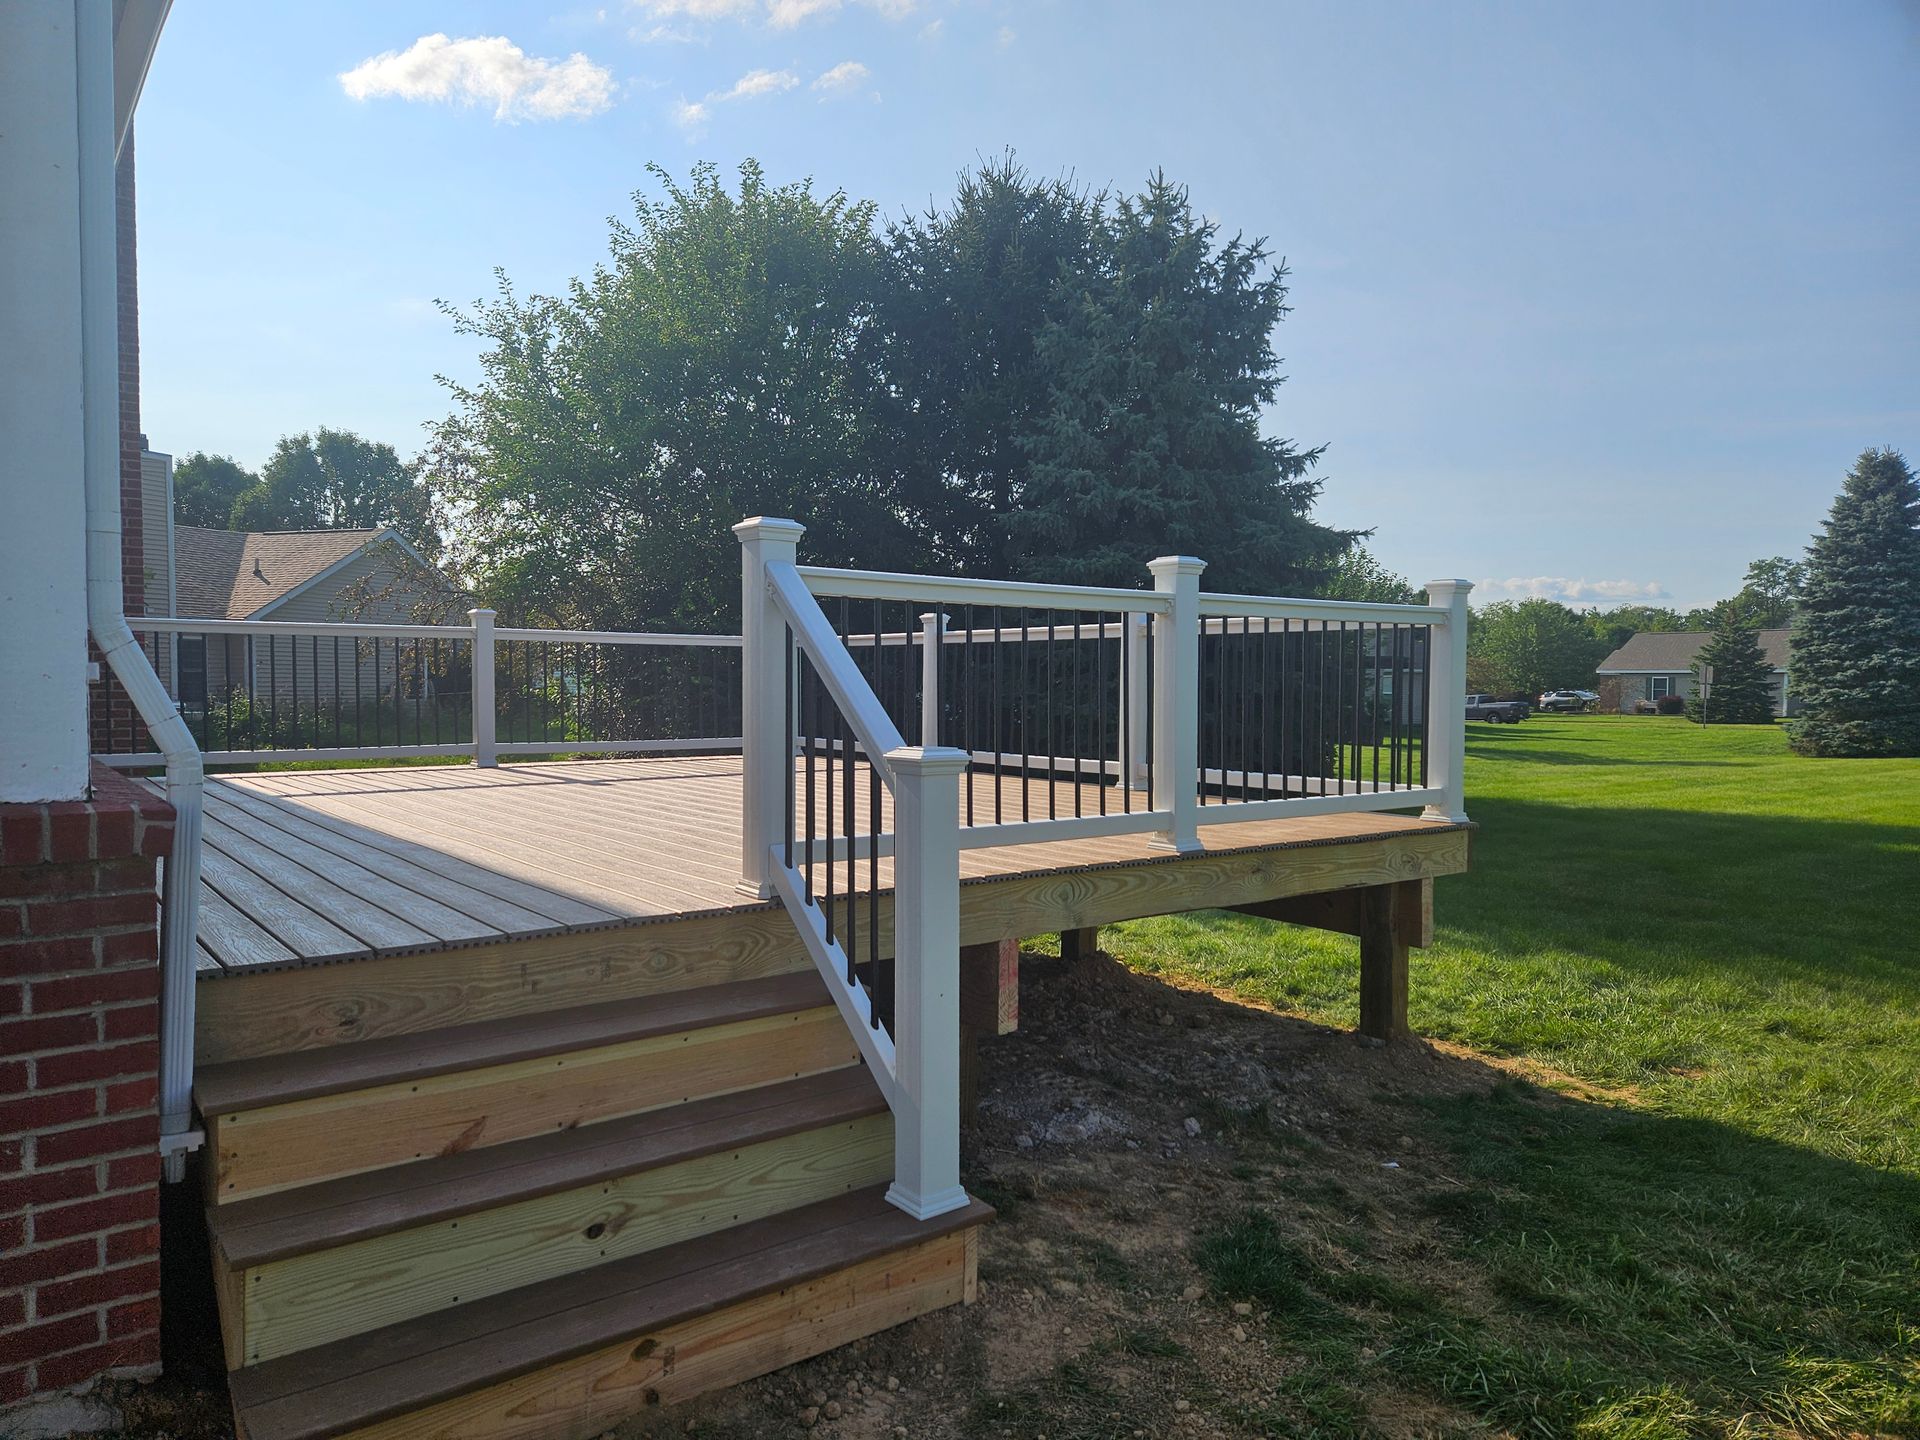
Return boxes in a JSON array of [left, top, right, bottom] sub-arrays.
[[1685, 609, 1776, 725], [1008, 173, 1350, 593], [1789, 448, 1920, 756]]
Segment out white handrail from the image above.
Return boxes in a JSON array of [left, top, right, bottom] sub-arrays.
[[1197, 593, 1449, 624], [799, 564, 1174, 615], [768, 563, 907, 785]]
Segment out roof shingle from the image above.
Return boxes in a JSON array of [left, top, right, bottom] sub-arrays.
[[173, 527, 390, 620], [1597, 628, 1791, 673]]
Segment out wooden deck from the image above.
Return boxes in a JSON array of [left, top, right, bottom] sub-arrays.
[[179, 757, 1466, 976]]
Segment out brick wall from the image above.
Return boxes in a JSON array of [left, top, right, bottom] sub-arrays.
[[0, 766, 172, 1410], [89, 128, 151, 758]]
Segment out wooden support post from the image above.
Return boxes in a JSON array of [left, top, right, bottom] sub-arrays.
[[1059, 926, 1098, 962], [1357, 882, 1410, 1041], [959, 939, 1018, 1036], [958, 1022, 979, 1130]]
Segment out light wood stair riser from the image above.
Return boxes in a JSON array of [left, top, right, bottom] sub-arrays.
[[335, 1227, 976, 1440], [207, 1005, 860, 1203], [221, 1112, 892, 1367]]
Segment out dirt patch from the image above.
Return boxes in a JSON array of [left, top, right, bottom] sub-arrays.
[[102, 948, 1566, 1440]]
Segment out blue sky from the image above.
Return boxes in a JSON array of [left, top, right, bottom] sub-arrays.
[[134, 1, 1918, 610]]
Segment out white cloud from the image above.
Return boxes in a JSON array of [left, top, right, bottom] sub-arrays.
[[716, 66, 798, 100], [919, 17, 945, 40], [670, 64, 798, 133], [769, 0, 840, 25], [1474, 577, 1670, 607], [636, 0, 758, 17], [995, 25, 1017, 48], [339, 34, 615, 121], [812, 60, 870, 94]]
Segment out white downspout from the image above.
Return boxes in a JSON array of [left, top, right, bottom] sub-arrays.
[[75, 0, 203, 1181]]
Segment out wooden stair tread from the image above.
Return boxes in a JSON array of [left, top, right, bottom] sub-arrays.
[[210, 1067, 884, 1269], [194, 970, 832, 1115], [229, 1186, 991, 1440]]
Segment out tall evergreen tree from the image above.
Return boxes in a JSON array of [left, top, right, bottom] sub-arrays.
[[1789, 448, 1920, 757], [1685, 609, 1776, 725], [1009, 173, 1349, 593], [883, 156, 1100, 574]]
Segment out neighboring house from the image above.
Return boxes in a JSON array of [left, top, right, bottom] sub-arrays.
[[161, 520, 452, 711], [1595, 629, 1796, 716]]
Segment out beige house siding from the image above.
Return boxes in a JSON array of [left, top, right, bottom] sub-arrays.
[[139, 449, 173, 621], [1606, 670, 1793, 716]]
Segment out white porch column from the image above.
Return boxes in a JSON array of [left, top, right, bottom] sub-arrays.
[[918, 611, 945, 747], [1421, 579, 1473, 824], [1147, 555, 1205, 852], [884, 743, 972, 1221], [0, 3, 93, 803], [734, 517, 805, 898]]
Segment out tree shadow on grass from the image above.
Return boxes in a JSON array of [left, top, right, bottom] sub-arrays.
[[1464, 744, 1737, 767], [988, 950, 1920, 1440], [1447, 795, 1920, 992]]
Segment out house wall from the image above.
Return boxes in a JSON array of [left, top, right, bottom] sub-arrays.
[[0, 767, 172, 1412], [1610, 672, 1792, 716], [0, 4, 93, 803]]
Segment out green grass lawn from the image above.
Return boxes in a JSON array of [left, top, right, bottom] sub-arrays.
[[1103, 716, 1920, 1436]]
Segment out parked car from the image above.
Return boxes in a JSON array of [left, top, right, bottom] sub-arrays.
[[1536, 689, 1597, 712], [1464, 693, 1529, 723]]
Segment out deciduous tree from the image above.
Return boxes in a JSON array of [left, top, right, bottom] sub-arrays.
[[230, 428, 438, 557], [172, 452, 258, 529], [1789, 448, 1920, 756], [1469, 599, 1607, 697]]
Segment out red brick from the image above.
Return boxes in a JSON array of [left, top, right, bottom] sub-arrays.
[[105, 1296, 159, 1339], [0, 812, 45, 866], [0, 1363, 30, 1407], [0, 1059, 25, 1094], [104, 1151, 157, 1191], [92, 807, 135, 858], [32, 1188, 154, 1243], [33, 966, 157, 1012], [0, 982, 21, 1017], [0, 1086, 98, 1137], [104, 1221, 158, 1265], [103, 1004, 157, 1042], [0, 1290, 23, 1329], [0, 935, 97, 977], [0, 905, 21, 939], [0, 1164, 98, 1213], [0, 1213, 23, 1250], [0, 1139, 22, 1174], [4, 1311, 98, 1365], [37, 1259, 159, 1319], [26, 892, 155, 936], [38, 1040, 157, 1089], [0, 864, 89, 900], [103, 1077, 157, 1116], [45, 808, 94, 864], [97, 930, 156, 966], [36, 1115, 153, 1167], [37, 1332, 155, 1390], [0, 1012, 98, 1054], [90, 857, 162, 897]]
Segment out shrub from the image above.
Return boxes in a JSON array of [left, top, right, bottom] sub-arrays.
[[1656, 694, 1685, 715]]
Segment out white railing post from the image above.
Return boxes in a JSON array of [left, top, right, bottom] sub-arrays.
[[1124, 613, 1150, 790], [1421, 579, 1473, 823], [735, 517, 807, 898], [918, 612, 945, 747], [884, 743, 972, 1221], [1147, 556, 1205, 852], [468, 607, 497, 768]]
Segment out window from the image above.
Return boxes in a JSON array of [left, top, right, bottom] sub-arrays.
[[1648, 675, 1675, 700], [177, 636, 207, 709]]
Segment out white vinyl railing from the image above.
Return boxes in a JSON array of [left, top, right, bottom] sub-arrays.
[[738, 517, 1471, 1226], [97, 613, 742, 768]]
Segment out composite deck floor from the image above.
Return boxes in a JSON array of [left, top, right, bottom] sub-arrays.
[[174, 757, 1448, 975]]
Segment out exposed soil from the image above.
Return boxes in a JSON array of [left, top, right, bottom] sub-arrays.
[[102, 947, 1547, 1440]]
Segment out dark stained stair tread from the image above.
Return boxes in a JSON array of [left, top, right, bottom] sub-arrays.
[[209, 1066, 885, 1269], [228, 1186, 992, 1440], [194, 969, 830, 1115]]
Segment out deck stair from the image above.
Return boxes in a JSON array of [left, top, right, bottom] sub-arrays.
[[194, 969, 988, 1439]]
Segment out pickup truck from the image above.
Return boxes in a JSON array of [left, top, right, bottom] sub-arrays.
[[1464, 694, 1529, 723]]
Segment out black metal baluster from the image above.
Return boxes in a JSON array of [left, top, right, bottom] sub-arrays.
[[992, 608, 1004, 826], [784, 630, 795, 872], [804, 655, 816, 906], [825, 686, 836, 950], [963, 604, 976, 827], [1046, 611, 1057, 820], [869, 760, 882, 1030], [1095, 614, 1107, 815]]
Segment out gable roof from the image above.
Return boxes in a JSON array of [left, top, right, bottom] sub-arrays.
[[173, 527, 396, 620], [1597, 628, 1791, 674]]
